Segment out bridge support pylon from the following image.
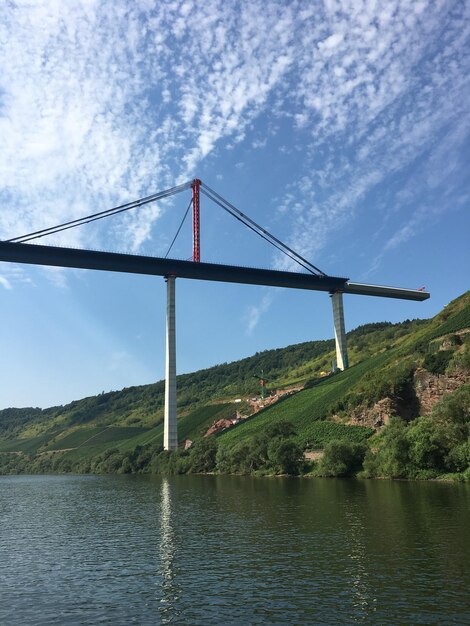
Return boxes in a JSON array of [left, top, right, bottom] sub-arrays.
[[164, 275, 178, 451], [331, 291, 349, 371]]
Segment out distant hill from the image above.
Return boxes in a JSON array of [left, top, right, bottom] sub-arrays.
[[0, 290, 468, 477]]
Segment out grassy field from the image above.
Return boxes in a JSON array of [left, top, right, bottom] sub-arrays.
[[0, 431, 56, 453], [56, 403, 237, 461], [45, 427, 108, 450], [302, 421, 373, 448], [219, 352, 389, 447], [177, 403, 237, 440]]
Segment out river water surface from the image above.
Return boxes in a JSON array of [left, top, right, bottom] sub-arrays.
[[1, 474, 469, 625]]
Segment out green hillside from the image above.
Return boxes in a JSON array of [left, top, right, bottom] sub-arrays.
[[0, 290, 468, 478], [218, 354, 388, 447], [219, 291, 470, 449]]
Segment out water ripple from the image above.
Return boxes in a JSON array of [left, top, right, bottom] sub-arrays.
[[0, 474, 469, 625]]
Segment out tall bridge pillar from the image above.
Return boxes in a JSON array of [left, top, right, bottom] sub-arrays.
[[331, 291, 349, 371], [164, 275, 178, 451]]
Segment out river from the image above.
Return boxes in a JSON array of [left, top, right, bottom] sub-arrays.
[[1, 474, 469, 625]]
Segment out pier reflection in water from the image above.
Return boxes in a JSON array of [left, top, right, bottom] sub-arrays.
[[0, 474, 469, 625], [158, 478, 180, 622]]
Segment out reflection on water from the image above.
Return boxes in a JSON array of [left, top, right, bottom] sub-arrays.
[[0, 475, 469, 625], [343, 490, 377, 620], [159, 478, 179, 623]]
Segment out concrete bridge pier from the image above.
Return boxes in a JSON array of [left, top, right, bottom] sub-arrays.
[[164, 275, 178, 451], [331, 291, 349, 371]]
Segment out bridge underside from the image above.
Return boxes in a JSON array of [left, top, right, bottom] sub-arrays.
[[0, 242, 429, 300], [0, 241, 347, 292], [0, 240, 430, 450]]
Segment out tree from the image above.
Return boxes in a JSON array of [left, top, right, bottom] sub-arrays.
[[217, 442, 255, 474], [189, 437, 218, 473], [319, 440, 366, 477], [267, 438, 303, 475], [407, 417, 451, 473], [363, 418, 410, 478], [432, 385, 470, 425]]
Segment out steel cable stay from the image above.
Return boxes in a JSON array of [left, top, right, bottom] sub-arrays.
[[165, 197, 193, 259], [4, 178, 326, 278], [200, 187, 317, 275], [200, 182, 325, 276], [6, 181, 193, 244], [200, 183, 326, 276]]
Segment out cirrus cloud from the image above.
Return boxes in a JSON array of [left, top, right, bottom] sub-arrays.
[[0, 0, 468, 289]]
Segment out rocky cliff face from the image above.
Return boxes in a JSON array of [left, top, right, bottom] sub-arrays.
[[341, 397, 400, 429], [413, 367, 468, 415], [341, 367, 469, 430]]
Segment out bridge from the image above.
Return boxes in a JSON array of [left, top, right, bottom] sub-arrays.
[[0, 179, 429, 450]]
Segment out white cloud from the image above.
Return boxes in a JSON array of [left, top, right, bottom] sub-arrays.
[[0, 0, 468, 299], [0, 0, 297, 261], [269, 0, 470, 276], [318, 32, 344, 52], [244, 291, 276, 334], [0, 275, 12, 290], [252, 138, 267, 149], [0, 265, 34, 288]]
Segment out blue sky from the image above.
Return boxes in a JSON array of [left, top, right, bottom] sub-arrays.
[[0, 0, 469, 409]]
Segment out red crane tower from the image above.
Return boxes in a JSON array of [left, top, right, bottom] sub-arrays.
[[192, 178, 201, 262]]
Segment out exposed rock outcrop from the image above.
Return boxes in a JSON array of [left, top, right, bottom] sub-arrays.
[[339, 367, 469, 430], [340, 397, 400, 429], [413, 367, 468, 415]]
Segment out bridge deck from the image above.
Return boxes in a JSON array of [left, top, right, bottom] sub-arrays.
[[0, 241, 429, 301]]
